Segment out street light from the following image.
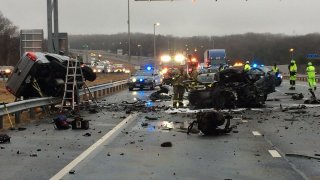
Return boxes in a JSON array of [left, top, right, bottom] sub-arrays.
[[154, 22, 160, 65], [289, 48, 294, 59]]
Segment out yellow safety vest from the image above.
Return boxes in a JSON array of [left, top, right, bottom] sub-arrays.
[[244, 64, 251, 72], [272, 67, 279, 73], [290, 63, 297, 72], [306, 65, 315, 78]]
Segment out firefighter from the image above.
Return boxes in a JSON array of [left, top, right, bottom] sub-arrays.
[[272, 63, 279, 73], [306, 62, 317, 99], [243, 61, 251, 72], [172, 67, 188, 108], [189, 67, 198, 81], [289, 60, 297, 90]]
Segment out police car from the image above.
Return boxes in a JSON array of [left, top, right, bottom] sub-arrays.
[[127, 66, 162, 91]]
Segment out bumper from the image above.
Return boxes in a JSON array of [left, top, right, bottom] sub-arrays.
[[127, 81, 153, 88]]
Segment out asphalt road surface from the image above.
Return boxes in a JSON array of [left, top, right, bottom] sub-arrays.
[[1, 80, 320, 180]]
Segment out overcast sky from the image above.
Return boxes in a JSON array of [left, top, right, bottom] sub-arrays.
[[0, 0, 319, 37]]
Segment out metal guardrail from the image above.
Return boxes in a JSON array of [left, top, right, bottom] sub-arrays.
[[282, 75, 320, 82], [0, 80, 128, 129]]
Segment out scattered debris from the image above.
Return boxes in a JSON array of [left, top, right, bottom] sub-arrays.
[[88, 105, 99, 114], [18, 127, 27, 131], [0, 134, 10, 144], [69, 170, 76, 174], [187, 111, 233, 135], [71, 117, 89, 130], [161, 142, 173, 147], [149, 86, 171, 101], [291, 93, 304, 100], [145, 116, 158, 121], [141, 123, 149, 127], [83, 133, 91, 137], [30, 153, 38, 157], [53, 115, 70, 130], [120, 153, 124, 155]]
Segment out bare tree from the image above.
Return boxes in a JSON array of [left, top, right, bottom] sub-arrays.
[[0, 11, 18, 65]]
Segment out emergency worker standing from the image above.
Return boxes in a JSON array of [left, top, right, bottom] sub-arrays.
[[189, 67, 198, 81], [272, 63, 279, 73], [289, 60, 297, 90], [243, 61, 251, 72], [306, 62, 317, 98], [172, 67, 188, 108]]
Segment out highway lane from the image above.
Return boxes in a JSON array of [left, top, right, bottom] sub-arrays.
[[1, 80, 320, 180], [0, 89, 153, 180], [58, 81, 319, 180]]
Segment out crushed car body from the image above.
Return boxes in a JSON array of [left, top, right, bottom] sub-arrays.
[[188, 67, 276, 109], [6, 52, 96, 99]]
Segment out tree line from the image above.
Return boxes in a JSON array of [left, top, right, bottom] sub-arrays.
[[69, 33, 320, 68]]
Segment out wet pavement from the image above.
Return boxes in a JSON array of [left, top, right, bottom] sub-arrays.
[[1, 81, 320, 180]]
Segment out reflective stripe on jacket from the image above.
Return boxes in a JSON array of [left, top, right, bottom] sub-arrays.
[[306, 65, 316, 78]]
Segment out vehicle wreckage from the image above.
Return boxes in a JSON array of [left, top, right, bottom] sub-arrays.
[[188, 67, 276, 109], [6, 52, 96, 99]]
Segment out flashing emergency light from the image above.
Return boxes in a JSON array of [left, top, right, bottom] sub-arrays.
[[191, 58, 197, 62], [260, 64, 264, 67], [174, 54, 185, 63], [160, 55, 171, 62], [139, 78, 143, 82], [162, 67, 168, 74], [253, 64, 258, 68], [147, 66, 152, 71]]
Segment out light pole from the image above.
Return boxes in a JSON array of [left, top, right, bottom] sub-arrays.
[[290, 48, 294, 60], [154, 22, 160, 65], [137, 44, 142, 60], [128, 0, 131, 63]]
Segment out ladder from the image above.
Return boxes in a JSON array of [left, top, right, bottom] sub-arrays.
[[60, 57, 97, 114]]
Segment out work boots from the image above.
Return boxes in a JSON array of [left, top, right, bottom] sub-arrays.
[[289, 86, 295, 90]]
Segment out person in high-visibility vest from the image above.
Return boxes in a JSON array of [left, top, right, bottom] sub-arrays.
[[289, 60, 297, 90], [243, 61, 251, 72], [272, 63, 279, 73], [306, 62, 317, 99]]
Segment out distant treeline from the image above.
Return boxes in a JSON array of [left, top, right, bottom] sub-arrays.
[[69, 33, 320, 67]]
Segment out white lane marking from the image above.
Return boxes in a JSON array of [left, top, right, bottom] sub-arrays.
[[268, 150, 282, 158], [241, 120, 248, 123], [252, 131, 262, 136], [50, 114, 138, 180]]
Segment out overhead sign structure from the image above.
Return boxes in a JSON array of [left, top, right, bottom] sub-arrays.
[[20, 29, 44, 56], [306, 54, 320, 59]]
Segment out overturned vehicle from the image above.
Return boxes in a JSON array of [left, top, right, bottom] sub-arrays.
[[188, 67, 276, 109], [6, 52, 96, 99]]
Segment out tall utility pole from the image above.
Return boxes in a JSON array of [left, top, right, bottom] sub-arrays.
[[47, 0, 59, 53], [128, 0, 131, 63], [153, 23, 160, 65], [53, 0, 59, 53], [47, 0, 53, 53]]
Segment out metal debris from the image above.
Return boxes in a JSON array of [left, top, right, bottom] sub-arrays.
[[0, 134, 10, 144], [187, 111, 233, 135], [160, 142, 172, 147]]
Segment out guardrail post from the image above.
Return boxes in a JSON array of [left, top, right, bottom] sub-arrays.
[[30, 108, 36, 119], [15, 111, 21, 124], [0, 116, 3, 129]]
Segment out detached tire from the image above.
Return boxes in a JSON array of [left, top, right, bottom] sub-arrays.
[[81, 66, 96, 81]]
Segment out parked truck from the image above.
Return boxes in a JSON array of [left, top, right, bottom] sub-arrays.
[[204, 49, 227, 68]]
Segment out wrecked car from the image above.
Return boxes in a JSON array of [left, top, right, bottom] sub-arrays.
[[188, 67, 276, 109], [6, 52, 96, 99]]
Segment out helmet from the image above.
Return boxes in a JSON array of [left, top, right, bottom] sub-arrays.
[[246, 61, 249, 64], [291, 60, 294, 63], [308, 62, 312, 66]]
